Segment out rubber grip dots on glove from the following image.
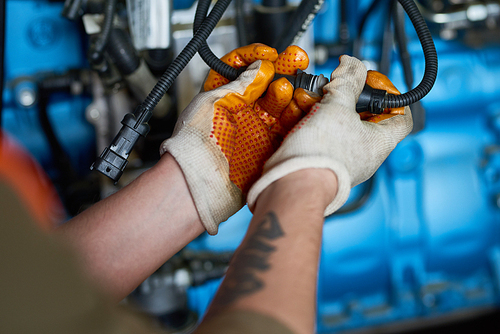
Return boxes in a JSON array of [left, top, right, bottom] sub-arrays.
[[205, 44, 316, 194]]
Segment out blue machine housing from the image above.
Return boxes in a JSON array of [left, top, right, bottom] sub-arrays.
[[3, 0, 500, 333], [2, 0, 95, 178]]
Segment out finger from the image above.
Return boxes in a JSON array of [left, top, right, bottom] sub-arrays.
[[280, 100, 304, 132], [275, 45, 309, 75], [324, 55, 367, 103], [377, 106, 414, 142], [293, 88, 322, 112], [204, 44, 278, 91], [364, 70, 405, 122], [215, 60, 275, 114], [255, 77, 294, 119]]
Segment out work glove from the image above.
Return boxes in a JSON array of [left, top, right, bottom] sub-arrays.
[[161, 44, 318, 234], [247, 55, 413, 214]]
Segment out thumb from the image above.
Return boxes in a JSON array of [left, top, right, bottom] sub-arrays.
[[215, 60, 275, 112], [324, 55, 367, 102], [378, 106, 414, 143]]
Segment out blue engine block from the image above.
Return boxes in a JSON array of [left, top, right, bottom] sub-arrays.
[[2, 0, 95, 178], [3, 0, 500, 332]]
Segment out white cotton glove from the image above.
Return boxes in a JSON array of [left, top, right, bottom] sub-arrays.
[[160, 61, 273, 235], [247, 55, 413, 214]]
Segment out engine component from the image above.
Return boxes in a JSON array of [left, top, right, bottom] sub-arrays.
[[91, 0, 233, 183]]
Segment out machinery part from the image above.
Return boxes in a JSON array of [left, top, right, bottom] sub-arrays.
[[235, 0, 248, 46], [393, 0, 425, 133], [106, 28, 140, 76], [87, 0, 117, 67], [273, 0, 325, 53], [37, 70, 98, 215], [61, 0, 84, 20], [92, 0, 233, 182], [144, 48, 175, 77], [253, 0, 294, 48], [126, 0, 173, 51]]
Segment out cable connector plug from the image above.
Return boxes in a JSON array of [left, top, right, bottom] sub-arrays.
[[356, 84, 387, 114], [91, 106, 152, 183]]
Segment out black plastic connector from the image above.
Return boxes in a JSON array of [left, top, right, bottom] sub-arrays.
[[91, 106, 152, 182], [355, 84, 387, 114], [274, 71, 329, 96]]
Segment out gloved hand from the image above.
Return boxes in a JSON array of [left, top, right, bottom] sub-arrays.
[[247, 55, 413, 214], [161, 44, 318, 234]]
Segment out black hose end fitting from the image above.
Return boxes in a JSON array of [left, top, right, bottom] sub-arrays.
[[91, 106, 152, 183], [294, 71, 329, 96], [273, 71, 329, 96], [356, 84, 387, 114]]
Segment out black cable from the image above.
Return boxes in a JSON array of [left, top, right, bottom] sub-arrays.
[[194, 0, 239, 81], [393, 0, 413, 90], [0, 0, 5, 128], [92, 0, 234, 182], [273, 0, 324, 53], [393, 0, 425, 133], [354, 0, 437, 114], [88, 0, 117, 65], [235, 0, 248, 46], [62, 0, 84, 20], [142, 0, 233, 111], [106, 28, 140, 76], [353, 0, 385, 59], [385, 0, 437, 109]]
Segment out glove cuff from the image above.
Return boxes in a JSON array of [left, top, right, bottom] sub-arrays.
[[162, 129, 243, 235], [247, 157, 351, 216]]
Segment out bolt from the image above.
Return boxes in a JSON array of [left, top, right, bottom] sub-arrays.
[[89, 108, 100, 120], [422, 293, 436, 308], [18, 88, 36, 107]]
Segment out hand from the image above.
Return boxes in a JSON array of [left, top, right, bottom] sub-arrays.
[[247, 55, 413, 214], [161, 44, 318, 234]]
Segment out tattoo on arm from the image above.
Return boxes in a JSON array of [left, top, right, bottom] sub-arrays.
[[215, 211, 284, 306]]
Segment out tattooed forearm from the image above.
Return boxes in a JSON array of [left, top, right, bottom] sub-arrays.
[[215, 211, 284, 306]]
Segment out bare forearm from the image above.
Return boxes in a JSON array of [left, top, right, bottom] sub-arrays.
[[203, 169, 338, 334], [57, 154, 205, 300]]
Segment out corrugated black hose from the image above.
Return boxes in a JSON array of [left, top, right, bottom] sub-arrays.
[[393, 0, 425, 133], [385, 0, 437, 109], [141, 0, 233, 111], [354, 0, 437, 113], [88, 0, 117, 66], [106, 28, 140, 76], [193, 0, 240, 81]]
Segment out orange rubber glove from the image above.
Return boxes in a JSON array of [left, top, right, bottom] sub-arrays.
[[247, 55, 413, 214], [359, 70, 406, 123], [203, 43, 321, 194], [161, 44, 318, 234]]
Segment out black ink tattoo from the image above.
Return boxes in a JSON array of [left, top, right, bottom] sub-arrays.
[[215, 211, 284, 305]]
